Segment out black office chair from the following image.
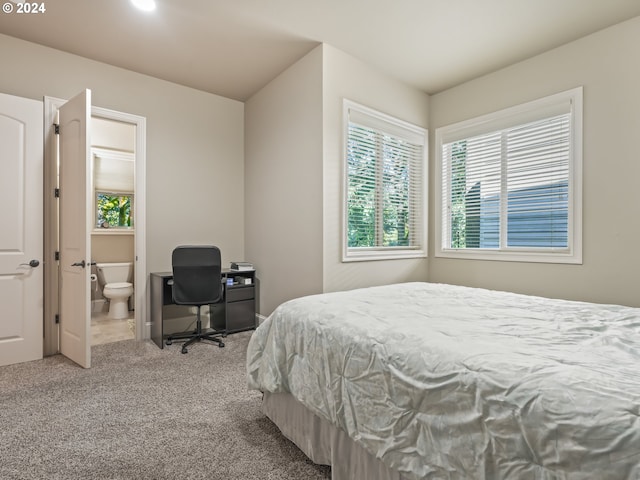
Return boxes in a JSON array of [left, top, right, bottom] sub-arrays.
[[165, 245, 225, 353]]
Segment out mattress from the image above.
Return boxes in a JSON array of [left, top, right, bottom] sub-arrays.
[[247, 282, 640, 479]]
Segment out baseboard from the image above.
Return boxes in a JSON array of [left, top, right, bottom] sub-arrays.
[[256, 313, 268, 326]]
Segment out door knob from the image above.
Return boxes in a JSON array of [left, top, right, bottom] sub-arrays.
[[19, 259, 40, 268], [71, 260, 86, 268]]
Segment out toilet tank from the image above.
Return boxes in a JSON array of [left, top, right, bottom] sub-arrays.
[[96, 262, 133, 285]]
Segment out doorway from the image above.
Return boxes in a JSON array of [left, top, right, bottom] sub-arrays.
[[90, 120, 137, 346], [43, 96, 147, 359]]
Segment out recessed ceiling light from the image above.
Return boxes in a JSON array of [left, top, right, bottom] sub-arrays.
[[131, 0, 156, 12]]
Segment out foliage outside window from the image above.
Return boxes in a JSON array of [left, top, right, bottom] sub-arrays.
[[344, 100, 427, 261], [96, 192, 133, 229], [436, 88, 582, 263]]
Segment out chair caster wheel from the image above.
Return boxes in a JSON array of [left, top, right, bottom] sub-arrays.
[[166, 339, 172, 346], [218, 342, 225, 348], [181, 347, 188, 354]]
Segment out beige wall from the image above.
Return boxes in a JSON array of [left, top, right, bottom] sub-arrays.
[[90, 118, 135, 268], [91, 235, 135, 264], [245, 44, 430, 315], [321, 44, 430, 294], [0, 34, 245, 298], [245, 46, 324, 315], [4, 14, 637, 318], [428, 16, 640, 307], [92, 117, 135, 151]]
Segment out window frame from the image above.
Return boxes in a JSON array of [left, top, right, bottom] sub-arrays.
[[435, 87, 583, 264], [342, 99, 428, 262]]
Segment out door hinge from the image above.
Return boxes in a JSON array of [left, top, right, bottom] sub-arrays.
[[55, 314, 60, 324], [54, 188, 60, 198], [54, 251, 60, 261], [54, 123, 59, 134]]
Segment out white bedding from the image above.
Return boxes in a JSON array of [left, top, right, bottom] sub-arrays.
[[246, 282, 640, 479]]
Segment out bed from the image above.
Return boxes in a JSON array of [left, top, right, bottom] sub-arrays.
[[246, 282, 640, 479]]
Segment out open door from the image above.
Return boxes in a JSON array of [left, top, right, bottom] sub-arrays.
[[58, 90, 92, 368]]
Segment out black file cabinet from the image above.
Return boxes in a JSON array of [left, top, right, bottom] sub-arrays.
[[150, 269, 257, 349], [210, 271, 256, 334]]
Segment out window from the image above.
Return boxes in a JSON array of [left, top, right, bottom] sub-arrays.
[[92, 148, 135, 232], [96, 192, 133, 229], [435, 88, 582, 263], [344, 100, 427, 261]]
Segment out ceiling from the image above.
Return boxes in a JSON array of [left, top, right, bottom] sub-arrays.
[[1, 0, 639, 101]]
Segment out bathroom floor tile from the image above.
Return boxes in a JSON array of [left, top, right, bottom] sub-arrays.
[[91, 312, 135, 346]]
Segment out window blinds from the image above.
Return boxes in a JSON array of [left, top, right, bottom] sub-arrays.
[[442, 113, 570, 250], [345, 102, 426, 258]]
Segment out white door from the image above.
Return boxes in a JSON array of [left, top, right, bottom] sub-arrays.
[[0, 93, 44, 367], [58, 90, 92, 368]]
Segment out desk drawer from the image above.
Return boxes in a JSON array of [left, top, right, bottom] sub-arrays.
[[227, 299, 255, 332], [227, 285, 254, 302]]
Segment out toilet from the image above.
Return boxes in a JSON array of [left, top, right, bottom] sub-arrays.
[[96, 262, 134, 319]]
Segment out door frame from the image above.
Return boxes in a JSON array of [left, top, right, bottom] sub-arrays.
[[43, 96, 147, 356]]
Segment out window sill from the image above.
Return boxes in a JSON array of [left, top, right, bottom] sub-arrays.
[[92, 229, 135, 236], [343, 249, 427, 262], [435, 248, 581, 265]]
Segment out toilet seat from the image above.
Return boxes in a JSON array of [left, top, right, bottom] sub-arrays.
[[105, 282, 133, 289]]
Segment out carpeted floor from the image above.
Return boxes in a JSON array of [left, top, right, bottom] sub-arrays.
[[0, 331, 331, 480]]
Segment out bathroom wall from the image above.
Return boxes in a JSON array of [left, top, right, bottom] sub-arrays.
[[91, 117, 136, 303]]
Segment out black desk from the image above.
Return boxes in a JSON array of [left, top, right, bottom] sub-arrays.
[[150, 269, 256, 349]]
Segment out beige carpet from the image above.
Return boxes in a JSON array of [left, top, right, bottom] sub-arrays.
[[0, 331, 331, 480]]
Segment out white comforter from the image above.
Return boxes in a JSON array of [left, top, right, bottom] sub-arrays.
[[246, 282, 640, 479]]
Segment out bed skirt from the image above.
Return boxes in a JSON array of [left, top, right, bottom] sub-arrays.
[[263, 391, 409, 480]]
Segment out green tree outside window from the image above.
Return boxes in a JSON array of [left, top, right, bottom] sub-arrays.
[[96, 193, 133, 228]]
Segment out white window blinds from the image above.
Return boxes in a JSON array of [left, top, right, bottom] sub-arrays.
[[344, 100, 427, 261], [436, 87, 582, 263]]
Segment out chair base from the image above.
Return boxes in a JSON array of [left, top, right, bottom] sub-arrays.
[[165, 310, 225, 353]]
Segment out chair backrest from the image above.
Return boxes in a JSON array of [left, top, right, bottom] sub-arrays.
[[171, 245, 222, 306]]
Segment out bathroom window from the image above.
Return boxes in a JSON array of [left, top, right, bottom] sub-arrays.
[[96, 191, 134, 229]]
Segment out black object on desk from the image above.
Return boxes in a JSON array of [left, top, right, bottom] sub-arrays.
[[150, 268, 257, 349]]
